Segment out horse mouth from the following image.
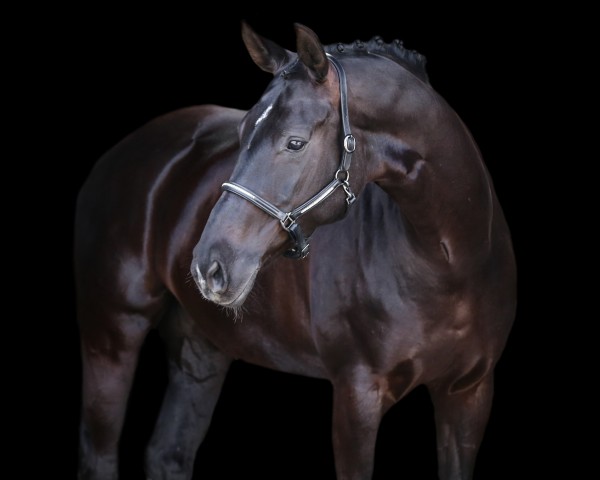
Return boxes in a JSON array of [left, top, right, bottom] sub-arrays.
[[195, 263, 259, 308]]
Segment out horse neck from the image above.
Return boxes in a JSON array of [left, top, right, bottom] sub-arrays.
[[351, 58, 494, 266]]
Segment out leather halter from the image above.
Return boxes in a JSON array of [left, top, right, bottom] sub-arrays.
[[222, 54, 356, 259]]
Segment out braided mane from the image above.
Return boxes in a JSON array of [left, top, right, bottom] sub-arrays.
[[324, 36, 429, 84]]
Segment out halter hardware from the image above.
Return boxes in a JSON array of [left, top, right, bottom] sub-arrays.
[[221, 54, 356, 259], [344, 134, 356, 153]]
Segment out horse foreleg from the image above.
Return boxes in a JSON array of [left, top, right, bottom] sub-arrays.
[[330, 371, 385, 480], [78, 313, 152, 480], [145, 306, 231, 480], [429, 373, 494, 480]]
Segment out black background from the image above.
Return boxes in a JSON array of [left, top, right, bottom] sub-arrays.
[[22, 5, 582, 479]]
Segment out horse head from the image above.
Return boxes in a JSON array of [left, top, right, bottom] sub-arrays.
[[192, 22, 366, 307]]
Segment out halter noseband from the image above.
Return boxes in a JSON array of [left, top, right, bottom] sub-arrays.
[[221, 54, 356, 259]]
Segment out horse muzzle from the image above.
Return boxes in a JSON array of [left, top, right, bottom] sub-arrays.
[[191, 246, 261, 308]]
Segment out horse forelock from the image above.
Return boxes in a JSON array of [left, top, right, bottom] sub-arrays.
[[323, 37, 429, 84]]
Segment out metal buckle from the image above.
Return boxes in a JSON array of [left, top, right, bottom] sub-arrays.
[[343, 134, 356, 153], [280, 213, 295, 231]]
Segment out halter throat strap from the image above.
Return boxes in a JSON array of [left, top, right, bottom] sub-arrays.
[[222, 53, 356, 259]]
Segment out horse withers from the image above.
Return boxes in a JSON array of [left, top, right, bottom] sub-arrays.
[[75, 22, 516, 480]]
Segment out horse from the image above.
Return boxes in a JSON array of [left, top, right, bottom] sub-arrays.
[[75, 21, 516, 480]]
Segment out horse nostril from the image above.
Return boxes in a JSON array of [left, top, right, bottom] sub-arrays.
[[206, 260, 227, 294]]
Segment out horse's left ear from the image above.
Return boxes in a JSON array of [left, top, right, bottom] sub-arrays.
[[241, 20, 293, 74], [294, 23, 329, 83]]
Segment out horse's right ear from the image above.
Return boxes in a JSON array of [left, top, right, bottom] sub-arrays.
[[241, 21, 292, 75]]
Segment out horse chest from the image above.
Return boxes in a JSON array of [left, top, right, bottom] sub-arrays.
[[307, 224, 483, 374]]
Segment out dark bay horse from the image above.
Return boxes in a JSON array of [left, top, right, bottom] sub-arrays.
[[75, 22, 516, 480]]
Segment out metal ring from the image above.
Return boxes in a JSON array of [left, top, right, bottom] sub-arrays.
[[335, 169, 350, 182]]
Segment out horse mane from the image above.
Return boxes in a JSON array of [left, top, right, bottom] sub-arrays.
[[324, 36, 429, 85]]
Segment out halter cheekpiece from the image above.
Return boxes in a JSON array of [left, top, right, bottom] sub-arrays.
[[222, 54, 356, 259]]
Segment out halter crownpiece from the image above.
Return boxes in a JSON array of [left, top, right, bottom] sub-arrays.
[[222, 53, 356, 259]]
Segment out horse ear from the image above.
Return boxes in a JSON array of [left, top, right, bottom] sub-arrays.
[[294, 23, 329, 83], [241, 20, 292, 74]]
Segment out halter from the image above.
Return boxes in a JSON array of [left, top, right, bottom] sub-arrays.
[[221, 54, 357, 259]]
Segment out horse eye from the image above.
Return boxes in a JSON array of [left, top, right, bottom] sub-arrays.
[[287, 139, 306, 151]]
